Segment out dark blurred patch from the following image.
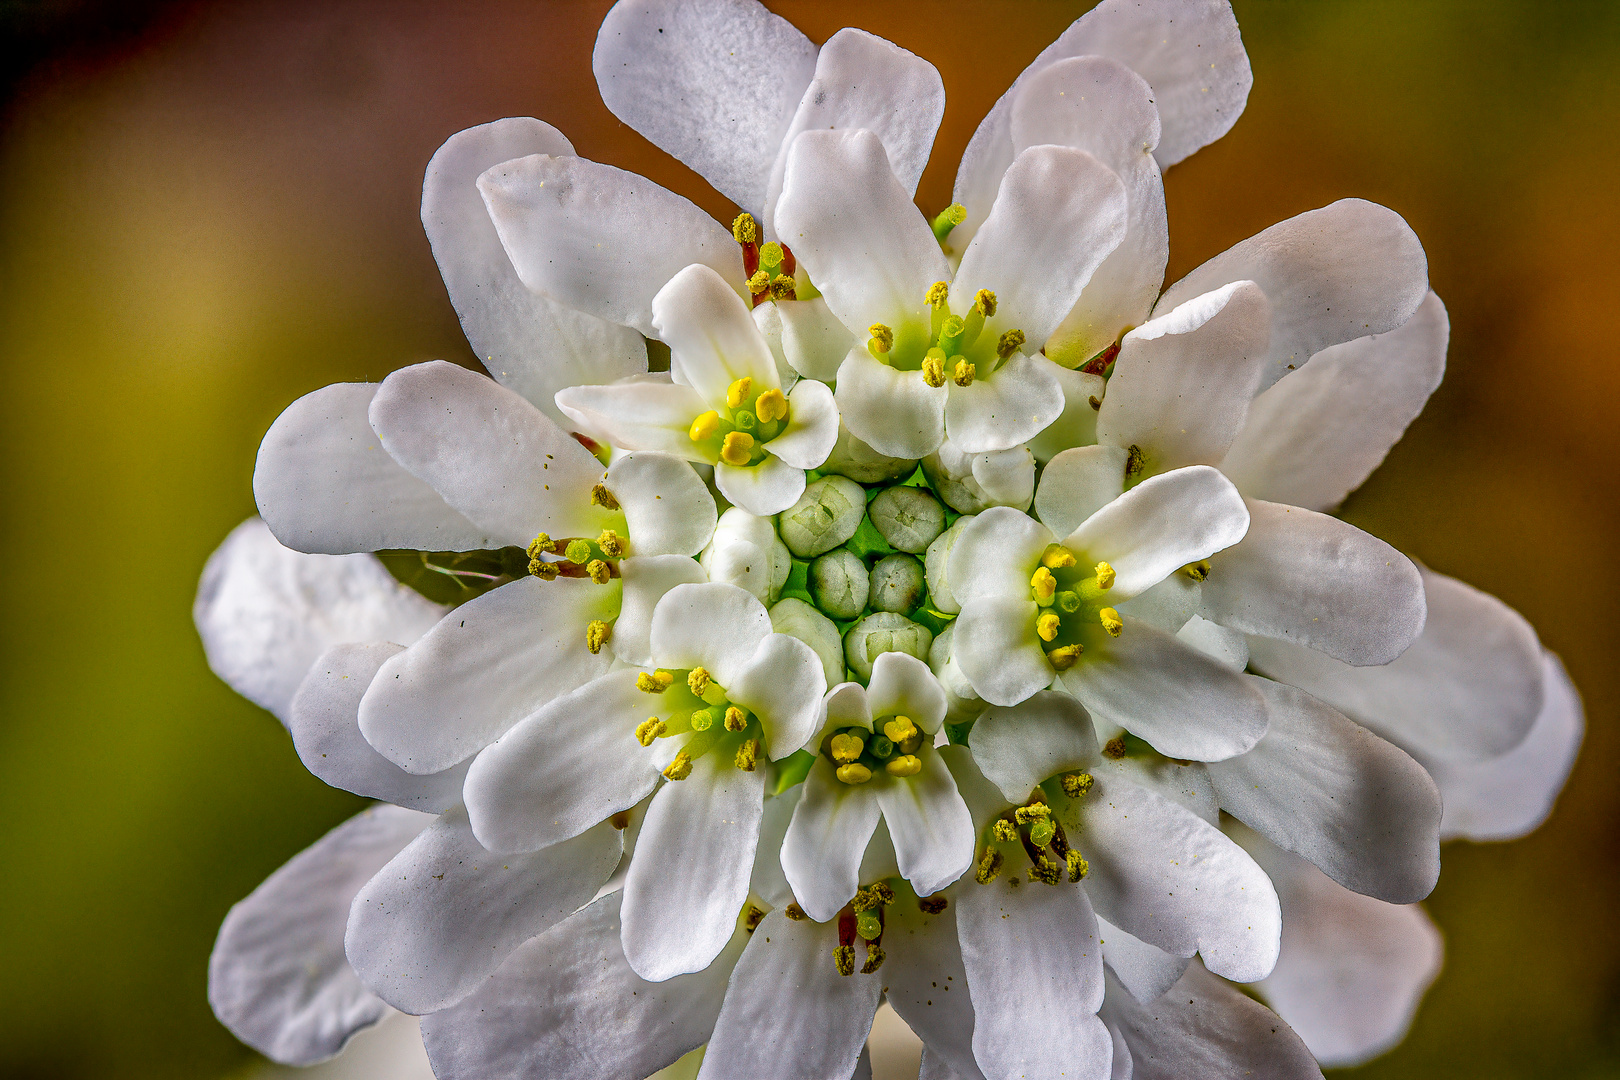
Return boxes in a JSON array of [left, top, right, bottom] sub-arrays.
[[0, 0, 187, 109]]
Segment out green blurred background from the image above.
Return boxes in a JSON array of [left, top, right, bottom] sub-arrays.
[[0, 1, 1615, 1077]]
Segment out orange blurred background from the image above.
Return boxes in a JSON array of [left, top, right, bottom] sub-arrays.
[[0, 1, 1615, 1077]]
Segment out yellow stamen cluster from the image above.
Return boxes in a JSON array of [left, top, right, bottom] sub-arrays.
[[830, 732, 864, 763], [585, 620, 610, 655], [996, 328, 1025, 359], [921, 353, 946, 387], [1060, 771, 1094, 798], [1042, 546, 1077, 570], [590, 483, 619, 510], [1099, 607, 1123, 637], [724, 706, 748, 732], [746, 269, 771, 294], [953, 359, 975, 387], [1048, 644, 1084, 670], [836, 762, 873, 785], [1093, 561, 1115, 590], [689, 410, 720, 442], [586, 559, 611, 584], [867, 323, 894, 357], [1031, 566, 1056, 601], [597, 530, 626, 558], [885, 755, 921, 777], [731, 212, 758, 245], [925, 280, 950, 308], [1036, 612, 1061, 641], [687, 666, 711, 697]]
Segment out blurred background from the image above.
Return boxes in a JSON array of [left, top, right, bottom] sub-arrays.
[[1, 1, 1616, 1077]]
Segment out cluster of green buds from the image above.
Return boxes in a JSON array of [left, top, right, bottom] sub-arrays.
[[1028, 547, 1123, 671], [733, 212, 813, 307], [974, 775, 1093, 888], [632, 665, 761, 780], [866, 281, 1025, 390], [822, 713, 926, 786], [687, 375, 790, 467]]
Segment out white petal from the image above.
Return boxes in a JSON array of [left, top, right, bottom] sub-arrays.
[[763, 28, 946, 230], [1079, 774, 1280, 982], [825, 681, 875, 731], [1097, 916, 1190, 1005], [867, 651, 948, 734], [701, 507, 792, 604], [775, 128, 949, 340], [1065, 616, 1268, 762], [944, 352, 1066, 454], [209, 806, 432, 1065], [1156, 199, 1428, 392], [1013, 57, 1168, 366], [751, 786, 803, 909], [290, 643, 469, 812], [774, 296, 856, 381], [421, 118, 647, 427], [1176, 613, 1249, 671], [781, 757, 883, 921], [1202, 499, 1426, 666], [953, 145, 1127, 349], [650, 581, 772, 688], [462, 671, 661, 853], [1065, 465, 1249, 599], [1426, 649, 1583, 842], [1114, 570, 1200, 635], [1026, 363, 1108, 464], [1246, 569, 1543, 762], [653, 263, 781, 403], [715, 455, 808, 517], [1242, 830, 1442, 1069], [1101, 961, 1323, 1080], [1033, 446, 1127, 540], [767, 376, 839, 469], [956, 876, 1113, 1080], [730, 632, 828, 758], [613, 554, 710, 668], [358, 577, 616, 774], [1222, 291, 1448, 511], [420, 890, 742, 1080], [1207, 677, 1440, 903], [592, 0, 816, 216], [970, 690, 1100, 802], [834, 346, 948, 460], [1097, 281, 1271, 470], [607, 451, 717, 558], [622, 753, 766, 981], [697, 909, 882, 1080], [253, 383, 495, 554], [556, 378, 714, 462], [479, 154, 743, 335], [876, 746, 976, 897], [946, 506, 1054, 604], [194, 519, 445, 722], [369, 360, 615, 546], [952, 597, 1052, 708], [345, 808, 622, 1014], [969, 445, 1036, 511], [881, 892, 984, 1080]]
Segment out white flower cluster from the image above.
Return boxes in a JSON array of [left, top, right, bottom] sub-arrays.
[[195, 2, 1583, 1078]]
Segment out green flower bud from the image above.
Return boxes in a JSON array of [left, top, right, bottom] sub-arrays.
[[867, 485, 944, 553], [808, 549, 870, 620], [844, 611, 934, 682], [778, 476, 867, 557], [769, 598, 846, 689], [869, 553, 925, 614], [820, 422, 917, 484], [923, 515, 973, 615]]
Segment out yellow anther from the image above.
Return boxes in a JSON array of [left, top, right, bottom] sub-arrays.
[[1014, 803, 1051, 825], [1125, 444, 1146, 477], [720, 431, 755, 465], [867, 323, 894, 356], [1036, 612, 1061, 641], [1041, 546, 1077, 570], [587, 559, 611, 584], [1183, 560, 1212, 583], [830, 732, 865, 763], [586, 620, 610, 655], [637, 671, 674, 694], [597, 530, 626, 557], [1060, 772, 1094, 798], [1067, 849, 1090, 881], [744, 905, 766, 932], [526, 532, 553, 560], [993, 819, 1018, 843], [996, 328, 1026, 359], [528, 558, 558, 580], [836, 762, 874, 785], [635, 717, 667, 746], [687, 667, 711, 697], [735, 738, 759, 772], [590, 483, 619, 510], [785, 903, 809, 921], [925, 280, 950, 308], [952, 359, 975, 387], [860, 943, 886, 974], [1094, 561, 1115, 590], [724, 706, 748, 732], [972, 289, 997, 317], [974, 849, 1004, 885], [1030, 565, 1056, 601], [610, 811, 631, 830], [689, 410, 721, 442], [755, 387, 787, 423], [769, 275, 796, 300], [731, 212, 758, 245], [921, 353, 946, 388], [1099, 607, 1123, 637], [882, 716, 917, 745], [885, 754, 922, 778], [663, 750, 694, 781], [1102, 736, 1127, 760], [833, 945, 856, 977], [747, 269, 771, 294], [918, 894, 948, 915], [1047, 643, 1084, 670], [1028, 857, 1061, 886], [725, 377, 754, 409]]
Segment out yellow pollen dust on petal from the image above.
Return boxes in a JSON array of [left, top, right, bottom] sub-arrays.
[[586, 620, 610, 655], [996, 328, 1026, 359], [1037, 612, 1061, 641], [663, 749, 694, 781], [637, 670, 674, 694], [720, 431, 755, 465], [687, 666, 711, 697], [1041, 545, 1077, 570], [952, 359, 975, 387], [1047, 643, 1083, 670], [881, 715, 918, 745], [590, 483, 619, 510], [755, 387, 787, 423], [726, 377, 754, 408], [689, 410, 720, 442], [731, 212, 758, 245], [885, 754, 921, 777], [836, 762, 874, 785], [635, 716, 667, 746], [724, 706, 748, 732], [830, 732, 865, 763], [1098, 607, 1123, 637], [734, 738, 759, 772], [921, 352, 946, 388], [1030, 566, 1057, 601], [1094, 561, 1115, 590], [587, 559, 611, 584]]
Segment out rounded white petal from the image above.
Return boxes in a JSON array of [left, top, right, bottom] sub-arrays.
[[866, 651, 949, 734], [194, 519, 445, 722], [479, 153, 743, 335], [876, 745, 976, 897], [345, 808, 623, 1014], [834, 346, 948, 460], [943, 351, 1066, 454], [606, 451, 717, 558], [556, 378, 714, 462], [369, 360, 616, 547], [881, 892, 983, 1080], [612, 554, 710, 668], [766, 375, 839, 469], [1202, 499, 1426, 666], [1155, 199, 1428, 393], [421, 118, 647, 427], [952, 597, 1052, 708], [1222, 291, 1448, 512], [253, 383, 496, 554], [649, 581, 772, 692], [946, 506, 1054, 604], [1033, 445, 1128, 540], [1176, 613, 1250, 671], [773, 296, 856, 381], [290, 643, 470, 812], [781, 757, 884, 922], [970, 690, 1100, 803], [358, 577, 617, 774], [729, 632, 828, 758], [653, 263, 781, 403], [1097, 916, 1191, 1005], [701, 507, 792, 605], [622, 753, 767, 982], [1026, 363, 1107, 464], [209, 806, 432, 1065], [714, 455, 808, 517]]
